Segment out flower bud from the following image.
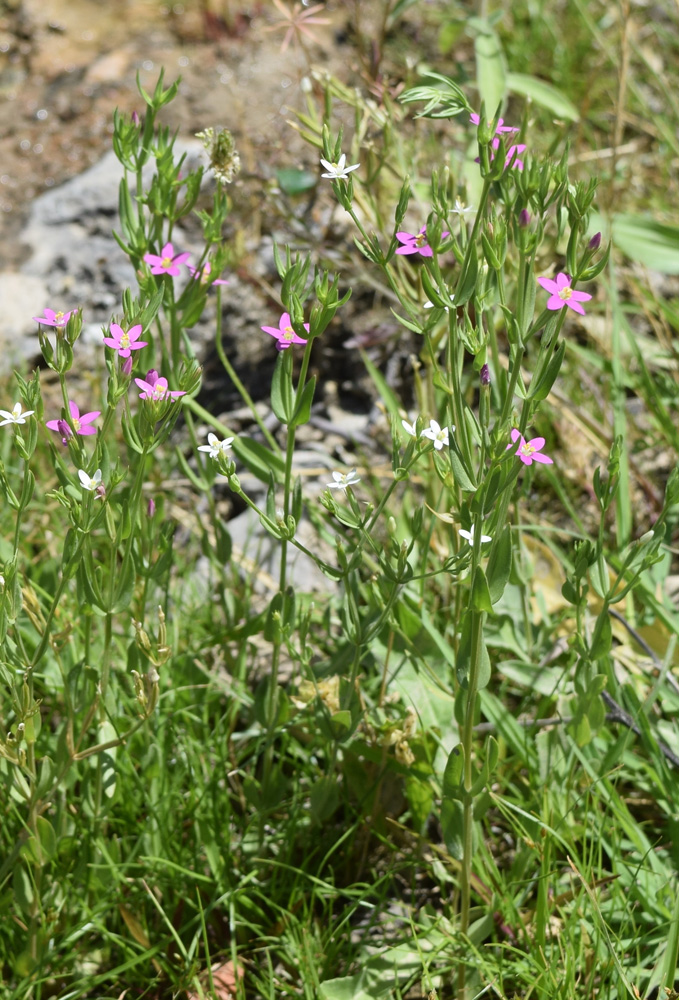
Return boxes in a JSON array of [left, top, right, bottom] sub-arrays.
[[147, 497, 156, 518], [519, 208, 531, 228], [480, 363, 491, 386], [588, 231, 602, 250], [131, 111, 140, 127], [122, 356, 133, 377]]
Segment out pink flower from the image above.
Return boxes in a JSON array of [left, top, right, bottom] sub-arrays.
[[470, 112, 519, 135], [537, 272, 592, 315], [134, 369, 186, 401], [395, 226, 450, 258], [187, 261, 229, 286], [143, 242, 191, 277], [490, 137, 527, 171], [103, 323, 148, 358], [33, 308, 73, 328], [507, 428, 553, 466], [46, 400, 100, 442], [261, 312, 309, 351]]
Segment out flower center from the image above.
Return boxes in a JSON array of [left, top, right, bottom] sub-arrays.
[[120, 332, 130, 348], [415, 233, 427, 247], [161, 256, 172, 268], [283, 325, 295, 341], [55, 311, 65, 325], [520, 443, 535, 456], [73, 418, 81, 431], [558, 286, 573, 300]]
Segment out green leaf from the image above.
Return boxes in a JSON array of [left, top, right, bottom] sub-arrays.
[[36, 816, 57, 862], [441, 797, 464, 860], [471, 566, 493, 613], [591, 212, 679, 273], [291, 375, 316, 428], [270, 348, 294, 424], [449, 449, 477, 492], [442, 743, 464, 799], [506, 72, 579, 121], [276, 167, 317, 195], [590, 613, 612, 660], [486, 525, 512, 604]]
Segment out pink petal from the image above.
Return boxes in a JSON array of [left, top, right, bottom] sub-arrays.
[[395, 246, 418, 255], [68, 401, 80, 420], [160, 242, 174, 258], [546, 295, 565, 311], [518, 453, 532, 465], [172, 252, 191, 266], [566, 300, 586, 315], [45, 419, 60, 431], [79, 411, 101, 424], [510, 428, 522, 444], [537, 277, 559, 294], [261, 326, 282, 337], [571, 290, 592, 302], [555, 273, 572, 290], [102, 337, 119, 349], [128, 324, 143, 338], [527, 436, 545, 450], [78, 425, 98, 436], [418, 246, 434, 257], [135, 378, 153, 392], [532, 452, 554, 464]]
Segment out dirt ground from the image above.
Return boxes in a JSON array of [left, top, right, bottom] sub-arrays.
[[0, 0, 364, 260]]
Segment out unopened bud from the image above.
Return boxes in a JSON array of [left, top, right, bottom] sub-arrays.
[[57, 418, 72, 441], [147, 497, 156, 518], [480, 363, 491, 386], [518, 208, 531, 228], [588, 231, 602, 250], [131, 110, 140, 127], [122, 356, 133, 377]]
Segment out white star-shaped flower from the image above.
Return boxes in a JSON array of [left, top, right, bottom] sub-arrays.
[[320, 154, 360, 181], [78, 468, 103, 492], [459, 525, 492, 546], [421, 419, 452, 451], [327, 469, 361, 491], [197, 432, 234, 460], [452, 198, 476, 217], [0, 402, 35, 426], [401, 418, 418, 438]]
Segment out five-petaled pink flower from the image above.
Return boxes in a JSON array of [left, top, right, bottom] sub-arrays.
[[507, 428, 554, 466], [134, 369, 186, 401], [470, 112, 519, 135], [538, 272, 592, 315], [261, 312, 309, 351], [33, 307, 73, 328], [46, 400, 100, 442], [103, 323, 148, 358], [187, 261, 229, 286], [143, 242, 191, 277], [395, 226, 450, 258]]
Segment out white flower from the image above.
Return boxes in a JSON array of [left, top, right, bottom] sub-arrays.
[[401, 418, 418, 438], [0, 402, 35, 426], [327, 469, 361, 491], [78, 468, 103, 492], [423, 299, 451, 313], [459, 525, 492, 546], [421, 419, 452, 451], [320, 154, 360, 181], [0, 575, 5, 589], [197, 432, 234, 460], [452, 198, 476, 217]]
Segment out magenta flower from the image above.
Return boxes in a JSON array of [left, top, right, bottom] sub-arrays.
[[46, 400, 100, 442], [537, 272, 592, 316], [261, 312, 309, 351], [102, 323, 148, 358], [187, 261, 229, 287], [507, 428, 554, 466], [134, 369, 186, 401], [470, 112, 519, 135], [143, 242, 191, 277], [33, 308, 73, 328], [395, 226, 450, 258]]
